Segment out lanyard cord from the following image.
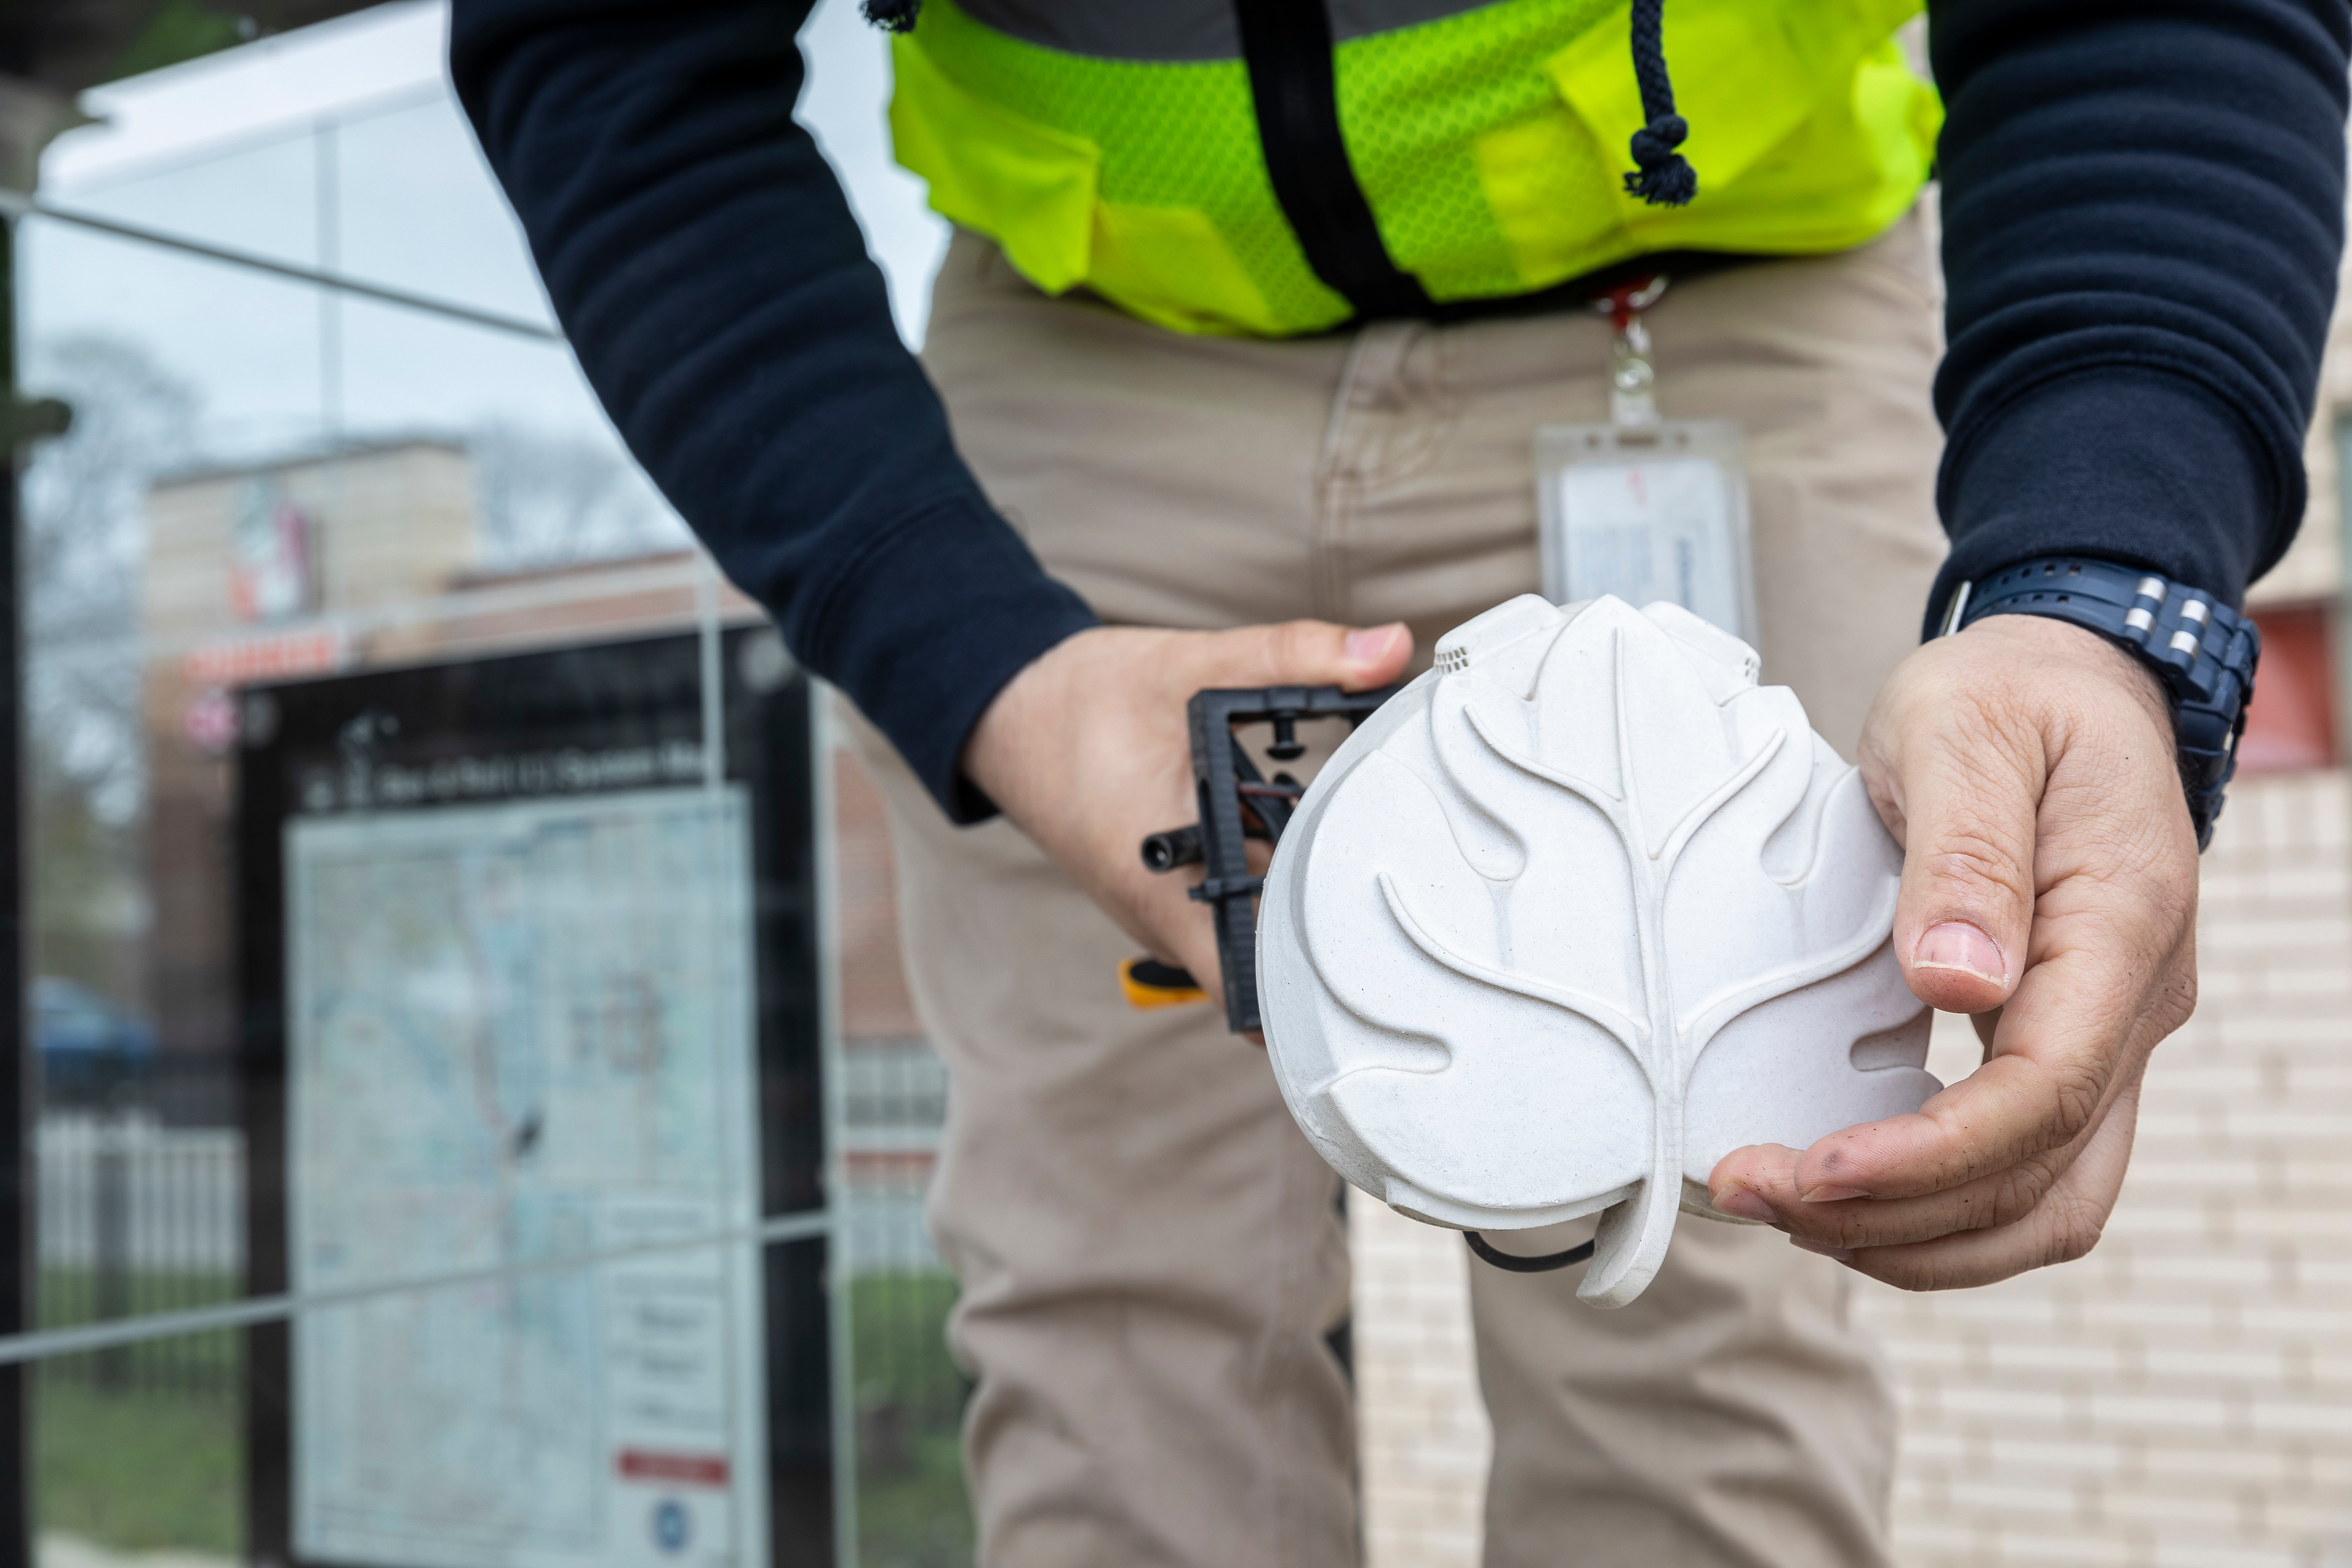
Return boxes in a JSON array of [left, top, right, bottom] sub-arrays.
[[1624, 0, 1698, 206]]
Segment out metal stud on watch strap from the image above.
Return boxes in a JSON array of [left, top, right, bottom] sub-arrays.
[[1939, 557, 2261, 852]]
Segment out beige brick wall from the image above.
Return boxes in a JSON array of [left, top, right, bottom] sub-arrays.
[[1353, 772, 2352, 1568], [1354, 1197, 1491, 1568], [1863, 771, 2352, 1568]]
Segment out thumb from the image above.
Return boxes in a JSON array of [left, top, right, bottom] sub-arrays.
[[1885, 730, 2040, 1017], [1202, 619, 1414, 693]]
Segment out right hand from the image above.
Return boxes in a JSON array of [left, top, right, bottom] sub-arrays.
[[1709, 614, 2197, 1287], [960, 620, 1415, 1006]]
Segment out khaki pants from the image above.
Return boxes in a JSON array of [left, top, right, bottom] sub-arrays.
[[851, 214, 1948, 1567]]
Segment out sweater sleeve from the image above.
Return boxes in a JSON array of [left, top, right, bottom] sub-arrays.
[[1927, 0, 2350, 631], [448, 0, 1099, 821]]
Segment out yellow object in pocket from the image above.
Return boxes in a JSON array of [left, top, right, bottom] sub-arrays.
[[1121, 956, 1207, 1010]]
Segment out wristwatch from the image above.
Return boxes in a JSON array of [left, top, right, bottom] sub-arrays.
[[1939, 556, 2261, 852]]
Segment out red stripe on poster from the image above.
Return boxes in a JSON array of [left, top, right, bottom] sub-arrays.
[[617, 1451, 731, 1488]]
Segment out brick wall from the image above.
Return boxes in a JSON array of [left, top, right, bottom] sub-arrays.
[[1863, 771, 2352, 1567], [1354, 1197, 1493, 1568], [1351, 771, 2352, 1568]]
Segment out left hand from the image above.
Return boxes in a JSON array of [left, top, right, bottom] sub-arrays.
[[1706, 614, 2199, 1289], [960, 617, 1414, 1021]]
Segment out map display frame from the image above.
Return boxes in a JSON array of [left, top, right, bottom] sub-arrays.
[[235, 627, 832, 1568]]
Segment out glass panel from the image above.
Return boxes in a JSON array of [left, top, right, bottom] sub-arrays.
[[20, 1232, 835, 1568], [45, 113, 319, 278], [20, 78, 838, 1568], [2334, 409, 2352, 564], [6, 4, 986, 1563], [334, 295, 682, 569], [330, 95, 557, 328], [20, 221, 326, 461], [35, 1332, 244, 1562], [831, 745, 969, 1566], [20, 600, 835, 1561], [44, 6, 453, 295]]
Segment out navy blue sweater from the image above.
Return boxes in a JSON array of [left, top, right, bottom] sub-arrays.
[[450, 0, 2349, 821]]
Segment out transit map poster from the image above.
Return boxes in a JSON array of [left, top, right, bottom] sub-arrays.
[[286, 788, 763, 1568], [236, 629, 834, 1568]]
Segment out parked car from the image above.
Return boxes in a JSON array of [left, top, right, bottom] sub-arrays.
[[34, 978, 155, 1104]]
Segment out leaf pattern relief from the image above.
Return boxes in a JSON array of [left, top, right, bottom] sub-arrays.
[[1280, 598, 1934, 1308]]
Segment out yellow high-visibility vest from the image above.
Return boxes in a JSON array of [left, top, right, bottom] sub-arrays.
[[888, 0, 1938, 337]]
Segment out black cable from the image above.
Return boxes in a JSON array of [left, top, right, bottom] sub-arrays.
[[1464, 1232, 1595, 1273]]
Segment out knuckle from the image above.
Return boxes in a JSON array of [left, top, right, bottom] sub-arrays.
[[2144, 868, 2199, 928], [2044, 1229, 2098, 1268], [1918, 831, 2034, 911], [2041, 1201, 2107, 1268], [1919, 1253, 2002, 1292], [1871, 1261, 1937, 1294], [1828, 1212, 1879, 1248], [1872, 1241, 2022, 1297], [2158, 967, 2199, 1033], [1281, 619, 1334, 666], [1988, 1161, 2059, 1229], [1875, 1250, 2000, 1295], [1256, 620, 1308, 673], [1951, 684, 2048, 769], [2048, 1060, 2109, 1144], [1829, 1193, 1989, 1251]]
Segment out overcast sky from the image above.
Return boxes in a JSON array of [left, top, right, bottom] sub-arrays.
[[21, 0, 951, 469]]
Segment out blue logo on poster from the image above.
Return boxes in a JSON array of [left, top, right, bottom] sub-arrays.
[[651, 1500, 691, 1554]]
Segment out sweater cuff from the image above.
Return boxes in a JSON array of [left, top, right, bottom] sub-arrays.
[[801, 497, 1100, 824], [1924, 370, 2280, 639]]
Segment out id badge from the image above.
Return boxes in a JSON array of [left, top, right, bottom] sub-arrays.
[[1534, 419, 1757, 644]]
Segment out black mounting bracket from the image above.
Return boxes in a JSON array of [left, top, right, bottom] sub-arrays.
[[1139, 684, 1398, 1034]]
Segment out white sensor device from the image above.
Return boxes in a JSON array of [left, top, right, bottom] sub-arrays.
[[1257, 595, 1938, 1307]]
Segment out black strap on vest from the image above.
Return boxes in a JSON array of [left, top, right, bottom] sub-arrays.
[[1235, 0, 1434, 321]]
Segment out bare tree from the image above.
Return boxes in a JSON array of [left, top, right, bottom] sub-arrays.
[[468, 419, 686, 570], [19, 333, 200, 994]]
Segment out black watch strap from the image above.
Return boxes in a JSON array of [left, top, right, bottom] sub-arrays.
[[1940, 556, 2261, 853]]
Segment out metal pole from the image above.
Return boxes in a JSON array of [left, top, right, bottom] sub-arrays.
[[0, 188, 563, 345], [0, 198, 34, 1568], [315, 119, 342, 441], [92, 1078, 127, 1391], [811, 689, 859, 1568]]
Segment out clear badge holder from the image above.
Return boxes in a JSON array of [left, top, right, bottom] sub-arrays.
[[1536, 278, 1758, 644]]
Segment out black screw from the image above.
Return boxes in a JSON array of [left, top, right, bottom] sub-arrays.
[[1267, 712, 1305, 762]]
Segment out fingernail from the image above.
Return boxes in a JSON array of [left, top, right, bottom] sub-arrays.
[[1801, 1185, 1870, 1204], [1344, 625, 1400, 661], [1790, 1236, 1856, 1262], [1710, 1186, 1774, 1222], [1915, 921, 2006, 986]]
